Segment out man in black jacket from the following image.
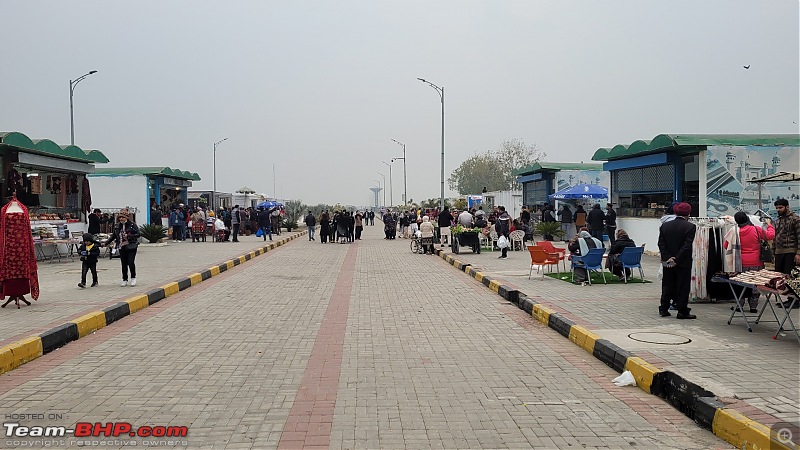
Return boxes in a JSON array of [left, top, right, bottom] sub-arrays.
[[657, 202, 696, 319], [304, 211, 316, 241], [587, 204, 606, 244], [437, 207, 453, 247], [258, 208, 272, 241]]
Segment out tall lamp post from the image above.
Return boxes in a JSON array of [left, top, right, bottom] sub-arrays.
[[381, 161, 393, 207], [374, 178, 383, 208], [377, 173, 386, 207], [213, 137, 228, 211], [390, 138, 407, 205], [417, 78, 445, 211], [69, 70, 98, 145]]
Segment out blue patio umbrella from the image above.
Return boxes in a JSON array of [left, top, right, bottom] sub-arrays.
[[549, 183, 608, 200], [257, 201, 284, 209]]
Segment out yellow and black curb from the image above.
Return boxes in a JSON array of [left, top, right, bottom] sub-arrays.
[[0, 231, 306, 376], [433, 247, 793, 450]]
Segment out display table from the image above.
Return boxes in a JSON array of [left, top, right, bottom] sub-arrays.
[[756, 286, 799, 343], [33, 239, 80, 263], [712, 276, 798, 343]]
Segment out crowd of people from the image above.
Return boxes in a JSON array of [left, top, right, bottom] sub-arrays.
[[162, 203, 284, 243], [317, 210, 374, 244]]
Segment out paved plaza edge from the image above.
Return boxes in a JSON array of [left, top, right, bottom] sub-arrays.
[[0, 231, 308, 378], [431, 247, 794, 450]]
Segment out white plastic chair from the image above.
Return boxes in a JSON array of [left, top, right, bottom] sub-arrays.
[[488, 229, 499, 251], [509, 230, 525, 251]]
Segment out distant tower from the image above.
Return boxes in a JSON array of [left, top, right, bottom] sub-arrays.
[[725, 151, 735, 172], [370, 187, 383, 209], [772, 154, 781, 174]]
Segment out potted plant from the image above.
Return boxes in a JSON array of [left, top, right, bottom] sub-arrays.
[[139, 224, 168, 243], [534, 222, 564, 241]]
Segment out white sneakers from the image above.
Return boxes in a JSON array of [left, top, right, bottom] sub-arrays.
[[120, 280, 128, 287], [130, 278, 137, 286]]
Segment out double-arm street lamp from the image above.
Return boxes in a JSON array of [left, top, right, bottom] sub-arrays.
[[213, 137, 228, 211], [417, 78, 445, 211], [381, 161, 393, 207], [69, 70, 98, 145], [390, 139, 407, 205]]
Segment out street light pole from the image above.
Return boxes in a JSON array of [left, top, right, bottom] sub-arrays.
[[382, 161, 393, 207], [69, 70, 98, 145], [378, 172, 386, 207], [213, 137, 228, 211], [417, 78, 445, 211], [391, 139, 407, 205]]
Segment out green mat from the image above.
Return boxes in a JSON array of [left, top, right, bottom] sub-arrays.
[[544, 271, 651, 284]]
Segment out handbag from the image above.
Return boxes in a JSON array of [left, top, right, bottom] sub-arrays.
[[758, 227, 773, 263], [497, 235, 509, 249], [256, 228, 263, 238]]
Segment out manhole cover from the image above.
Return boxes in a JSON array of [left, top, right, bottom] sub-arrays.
[[627, 332, 692, 345]]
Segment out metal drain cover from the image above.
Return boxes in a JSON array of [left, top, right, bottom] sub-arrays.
[[627, 332, 692, 345]]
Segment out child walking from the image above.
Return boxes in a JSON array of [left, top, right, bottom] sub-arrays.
[[78, 233, 100, 288]]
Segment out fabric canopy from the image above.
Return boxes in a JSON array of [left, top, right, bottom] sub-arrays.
[[549, 184, 608, 200]]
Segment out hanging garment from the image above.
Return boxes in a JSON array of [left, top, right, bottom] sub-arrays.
[[723, 226, 742, 273], [29, 176, 42, 195], [0, 200, 40, 300], [690, 226, 709, 302], [81, 176, 92, 217]]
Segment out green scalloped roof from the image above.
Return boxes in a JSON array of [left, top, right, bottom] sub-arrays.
[[513, 162, 604, 176], [92, 167, 201, 181], [592, 134, 800, 161], [0, 131, 109, 163]]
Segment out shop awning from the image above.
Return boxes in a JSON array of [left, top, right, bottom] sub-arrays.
[[91, 167, 201, 181], [592, 134, 800, 162], [0, 131, 109, 164]]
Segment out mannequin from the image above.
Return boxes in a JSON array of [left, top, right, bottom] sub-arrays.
[[1, 194, 40, 308]]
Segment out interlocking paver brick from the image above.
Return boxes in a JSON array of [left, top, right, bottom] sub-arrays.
[[0, 225, 731, 449], [444, 240, 800, 425]]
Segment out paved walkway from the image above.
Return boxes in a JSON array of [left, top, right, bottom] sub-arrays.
[[0, 225, 731, 449], [439, 238, 800, 428], [1, 232, 299, 345]]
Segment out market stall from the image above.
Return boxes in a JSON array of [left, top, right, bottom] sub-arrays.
[[1, 131, 109, 260], [591, 134, 799, 250], [514, 162, 608, 214], [88, 167, 201, 226]]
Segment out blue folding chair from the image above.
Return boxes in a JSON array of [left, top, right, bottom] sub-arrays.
[[571, 248, 606, 285], [617, 246, 645, 283]]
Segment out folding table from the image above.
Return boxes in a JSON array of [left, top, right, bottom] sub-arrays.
[[712, 276, 758, 332], [756, 286, 799, 343]]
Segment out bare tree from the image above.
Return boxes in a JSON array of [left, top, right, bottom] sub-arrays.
[[448, 139, 545, 195]]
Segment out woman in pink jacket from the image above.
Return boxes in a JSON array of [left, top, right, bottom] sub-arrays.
[[726, 211, 775, 312]]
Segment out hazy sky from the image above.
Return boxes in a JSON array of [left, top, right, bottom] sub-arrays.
[[2, 1, 798, 207]]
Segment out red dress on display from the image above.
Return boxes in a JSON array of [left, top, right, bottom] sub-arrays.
[[0, 199, 40, 308]]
